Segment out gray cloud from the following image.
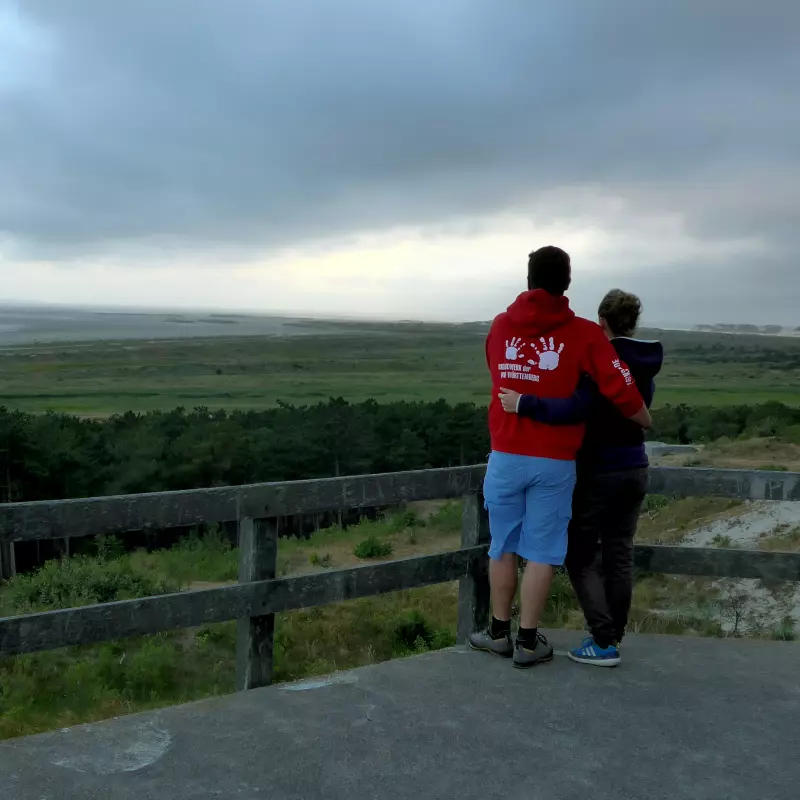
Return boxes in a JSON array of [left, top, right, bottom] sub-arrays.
[[1, 0, 799, 320]]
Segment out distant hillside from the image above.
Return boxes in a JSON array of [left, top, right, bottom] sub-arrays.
[[694, 323, 798, 337]]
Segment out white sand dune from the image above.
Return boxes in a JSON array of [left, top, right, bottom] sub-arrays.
[[682, 501, 800, 634]]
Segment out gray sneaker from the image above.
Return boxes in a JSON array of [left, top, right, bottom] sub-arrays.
[[512, 632, 554, 668], [468, 628, 513, 658]]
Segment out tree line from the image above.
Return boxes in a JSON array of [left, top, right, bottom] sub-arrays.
[[0, 399, 798, 503]]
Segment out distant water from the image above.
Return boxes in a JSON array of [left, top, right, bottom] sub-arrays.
[[0, 305, 348, 346]]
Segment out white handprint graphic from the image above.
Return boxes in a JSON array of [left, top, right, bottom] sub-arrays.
[[504, 337, 526, 360], [529, 337, 564, 371]]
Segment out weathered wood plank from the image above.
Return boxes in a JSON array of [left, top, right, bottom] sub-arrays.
[[3, 542, 800, 656], [456, 492, 491, 642], [1, 466, 798, 544], [0, 466, 486, 543], [0, 547, 483, 656], [648, 467, 800, 502], [634, 545, 800, 583], [236, 518, 278, 691]]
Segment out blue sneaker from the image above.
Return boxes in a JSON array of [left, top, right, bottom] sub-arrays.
[[568, 637, 621, 667]]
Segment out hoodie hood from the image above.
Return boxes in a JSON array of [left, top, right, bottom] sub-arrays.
[[612, 337, 664, 384], [506, 289, 576, 336]]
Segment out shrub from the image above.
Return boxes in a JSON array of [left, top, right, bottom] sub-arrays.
[[643, 494, 671, 513], [135, 527, 238, 585], [772, 616, 796, 642], [308, 552, 332, 568], [393, 611, 434, 650], [711, 534, 733, 548], [382, 509, 423, 534], [427, 501, 462, 533], [94, 535, 125, 561], [125, 636, 181, 700], [391, 611, 455, 655], [353, 535, 393, 560], [3, 555, 177, 614], [402, 509, 423, 528]]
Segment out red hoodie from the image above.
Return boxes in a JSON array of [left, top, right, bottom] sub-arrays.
[[486, 289, 645, 460]]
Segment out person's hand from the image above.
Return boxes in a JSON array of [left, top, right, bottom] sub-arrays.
[[498, 388, 521, 413]]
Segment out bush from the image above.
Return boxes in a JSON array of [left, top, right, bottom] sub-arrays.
[[394, 611, 432, 649], [94, 535, 125, 561], [308, 552, 332, 568], [353, 535, 393, 560], [643, 494, 671, 513], [3, 556, 177, 614], [772, 616, 796, 642], [126, 636, 181, 700], [392, 610, 436, 650], [399, 509, 423, 529], [392, 611, 454, 655], [711, 534, 733, 548], [132, 527, 238, 585], [382, 509, 424, 534]]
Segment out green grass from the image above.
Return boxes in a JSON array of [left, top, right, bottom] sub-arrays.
[[1, 325, 799, 415]]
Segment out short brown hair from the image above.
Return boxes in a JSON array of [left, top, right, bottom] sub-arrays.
[[527, 246, 571, 295], [598, 289, 642, 337]]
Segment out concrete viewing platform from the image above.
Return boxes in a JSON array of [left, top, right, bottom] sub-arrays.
[[1, 632, 798, 800]]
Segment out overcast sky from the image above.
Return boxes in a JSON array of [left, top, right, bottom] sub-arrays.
[[1, 1, 798, 325]]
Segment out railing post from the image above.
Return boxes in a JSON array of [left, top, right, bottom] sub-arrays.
[[457, 491, 490, 642], [236, 517, 278, 691], [0, 540, 16, 581]]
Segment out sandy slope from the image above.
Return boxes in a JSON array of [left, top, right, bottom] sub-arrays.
[[683, 501, 800, 634]]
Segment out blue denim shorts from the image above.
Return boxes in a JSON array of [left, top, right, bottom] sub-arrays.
[[484, 451, 577, 566]]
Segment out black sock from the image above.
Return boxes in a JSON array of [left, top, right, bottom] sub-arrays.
[[517, 626, 538, 648], [490, 616, 511, 639]]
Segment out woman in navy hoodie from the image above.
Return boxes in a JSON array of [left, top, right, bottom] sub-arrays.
[[499, 289, 663, 666]]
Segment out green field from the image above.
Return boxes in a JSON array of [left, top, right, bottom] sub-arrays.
[[1, 323, 799, 415]]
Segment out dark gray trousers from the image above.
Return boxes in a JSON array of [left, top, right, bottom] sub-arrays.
[[565, 468, 649, 647]]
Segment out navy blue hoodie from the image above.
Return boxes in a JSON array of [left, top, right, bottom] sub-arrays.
[[517, 337, 664, 472]]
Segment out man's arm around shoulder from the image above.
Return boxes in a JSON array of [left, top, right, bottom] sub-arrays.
[[581, 322, 652, 428]]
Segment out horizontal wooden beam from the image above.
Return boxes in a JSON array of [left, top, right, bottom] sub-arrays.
[[648, 467, 800, 503], [3, 542, 799, 657], [0, 466, 486, 543], [634, 545, 800, 583], [0, 547, 484, 656], [0, 466, 798, 543]]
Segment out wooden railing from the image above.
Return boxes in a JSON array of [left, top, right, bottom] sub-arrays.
[[1, 466, 799, 690]]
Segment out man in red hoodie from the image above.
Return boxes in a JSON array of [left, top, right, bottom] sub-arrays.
[[469, 246, 651, 667]]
